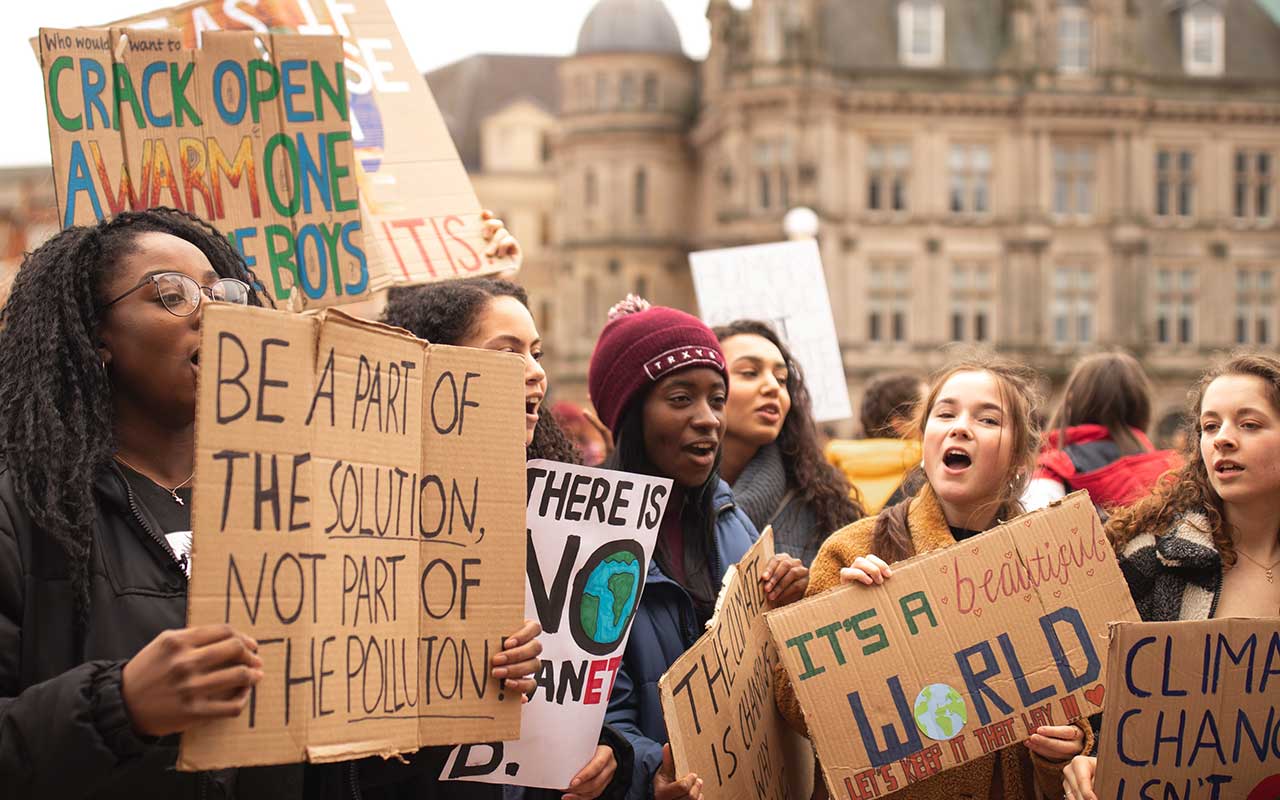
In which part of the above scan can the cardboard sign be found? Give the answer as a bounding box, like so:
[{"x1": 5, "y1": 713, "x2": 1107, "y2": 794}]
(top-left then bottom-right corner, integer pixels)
[
  {"x1": 689, "y1": 240, "x2": 852, "y2": 423},
  {"x1": 440, "y1": 461, "x2": 670, "y2": 789},
  {"x1": 765, "y1": 493, "x2": 1141, "y2": 798},
  {"x1": 180, "y1": 303, "x2": 527, "y2": 769},
  {"x1": 1094, "y1": 618, "x2": 1280, "y2": 800},
  {"x1": 660, "y1": 528, "x2": 799, "y2": 800},
  {"x1": 37, "y1": 28, "x2": 368, "y2": 308},
  {"x1": 106, "y1": 0, "x2": 520, "y2": 291}
]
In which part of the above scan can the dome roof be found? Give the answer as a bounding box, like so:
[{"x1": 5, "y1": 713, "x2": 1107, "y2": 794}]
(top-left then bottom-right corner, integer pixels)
[{"x1": 576, "y1": 0, "x2": 684, "y2": 56}]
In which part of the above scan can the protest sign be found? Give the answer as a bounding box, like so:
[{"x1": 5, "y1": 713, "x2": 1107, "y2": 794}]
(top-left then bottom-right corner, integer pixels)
[
  {"x1": 1094, "y1": 618, "x2": 1280, "y2": 800},
  {"x1": 105, "y1": 0, "x2": 520, "y2": 291},
  {"x1": 180, "y1": 303, "x2": 527, "y2": 769},
  {"x1": 38, "y1": 28, "x2": 368, "y2": 308},
  {"x1": 660, "y1": 528, "x2": 802, "y2": 800},
  {"x1": 689, "y1": 240, "x2": 852, "y2": 423},
  {"x1": 766, "y1": 493, "x2": 1140, "y2": 799},
  {"x1": 440, "y1": 460, "x2": 670, "y2": 789}
]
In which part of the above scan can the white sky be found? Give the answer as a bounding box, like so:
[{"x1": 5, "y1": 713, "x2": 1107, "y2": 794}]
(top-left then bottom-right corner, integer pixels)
[{"x1": 0, "y1": 0, "x2": 711, "y2": 168}]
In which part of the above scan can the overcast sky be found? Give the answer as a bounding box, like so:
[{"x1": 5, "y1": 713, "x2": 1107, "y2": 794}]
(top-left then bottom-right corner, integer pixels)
[{"x1": 1, "y1": 0, "x2": 711, "y2": 168}]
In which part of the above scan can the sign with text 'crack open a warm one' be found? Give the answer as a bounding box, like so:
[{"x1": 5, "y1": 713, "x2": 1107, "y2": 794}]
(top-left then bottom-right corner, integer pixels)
[
  {"x1": 1094, "y1": 618, "x2": 1280, "y2": 800},
  {"x1": 38, "y1": 27, "x2": 368, "y2": 308},
  {"x1": 766, "y1": 493, "x2": 1140, "y2": 799},
  {"x1": 180, "y1": 303, "x2": 527, "y2": 769}
]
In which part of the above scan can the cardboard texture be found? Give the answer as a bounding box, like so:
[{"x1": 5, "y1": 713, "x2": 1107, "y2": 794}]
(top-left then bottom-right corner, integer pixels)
[
  {"x1": 689, "y1": 240, "x2": 852, "y2": 423},
  {"x1": 659, "y1": 528, "x2": 797, "y2": 800},
  {"x1": 1094, "y1": 618, "x2": 1280, "y2": 800},
  {"x1": 180, "y1": 303, "x2": 527, "y2": 770},
  {"x1": 105, "y1": 0, "x2": 520, "y2": 292},
  {"x1": 37, "y1": 27, "x2": 368, "y2": 308},
  {"x1": 765, "y1": 493, "x2": 1140, "y2": 799},
  {"x1": 440, "y1": 460, "x2": 670, "y2": 790}
]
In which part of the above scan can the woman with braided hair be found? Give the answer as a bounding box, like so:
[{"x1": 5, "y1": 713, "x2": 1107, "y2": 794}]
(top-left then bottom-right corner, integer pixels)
[{"x1": 0, "y1": 208, "x2": 541, "y2": 800}]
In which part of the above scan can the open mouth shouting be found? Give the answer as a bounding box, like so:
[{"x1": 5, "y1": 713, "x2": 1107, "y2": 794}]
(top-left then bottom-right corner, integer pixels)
[
  {"x1": 525, "y1": 393, "x2": 542, "y2": 428},
  {"x1": 941, "y1": 446, "x2": 973, "y2": 473},
  {"x1": 683, "y1": 438, "x2": 718, "y2": 467},
  {"x1": 1213, "y1": 458, "x2": 1245, "y2": 479},
  {"x1": 754, "y1": 402, "x2": 781, "y2": 425}
]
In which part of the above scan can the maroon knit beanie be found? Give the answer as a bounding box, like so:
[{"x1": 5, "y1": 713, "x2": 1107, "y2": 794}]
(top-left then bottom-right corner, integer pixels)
[{"x1": 588, "y1": 296, "x2": 729, "y2": 436}]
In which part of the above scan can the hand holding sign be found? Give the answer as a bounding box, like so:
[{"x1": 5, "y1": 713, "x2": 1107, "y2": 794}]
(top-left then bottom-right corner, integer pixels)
[
  {"x1": 491, "y1": 619, "x2": 543, "y2": 699},
  {"x1": 122, "y1": 624, "x2": 264, "y2": 737},
  {"x1": 564, "y1": 745, "x2": 618, "y2": 800},
  {"x1": 654, "y1": 744, "x2": 703, "y2": 800}
]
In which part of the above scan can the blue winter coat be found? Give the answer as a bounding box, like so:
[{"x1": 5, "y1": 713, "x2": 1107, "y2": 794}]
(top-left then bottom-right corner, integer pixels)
[{"x1": 604, "y1": 480, "x2": 758, "y2": 800}]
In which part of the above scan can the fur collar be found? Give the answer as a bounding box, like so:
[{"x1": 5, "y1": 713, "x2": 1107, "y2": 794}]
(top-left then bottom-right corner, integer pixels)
[{"x1": 1121, "y1": 510, "x2": 1222, "y2": 575}]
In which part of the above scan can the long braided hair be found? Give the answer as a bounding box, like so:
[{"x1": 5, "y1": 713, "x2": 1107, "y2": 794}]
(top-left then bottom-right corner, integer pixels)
[
  {"x1": 0, "y1": 208, "x2": 264, "y2": 624},
  {"x1": 381, "y1": 278, "x2": 581, "y2": 464}
]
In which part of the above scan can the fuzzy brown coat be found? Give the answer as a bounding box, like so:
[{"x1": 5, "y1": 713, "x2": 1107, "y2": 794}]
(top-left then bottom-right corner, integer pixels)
[{"x1": 773, "y1": 484, "x2": 1092, "y2": 800}]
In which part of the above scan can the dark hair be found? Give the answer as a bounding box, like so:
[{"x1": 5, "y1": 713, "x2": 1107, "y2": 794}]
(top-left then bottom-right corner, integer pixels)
[
  {"x1": 1050, "y1": 351, "x2": 1153, "y2": 456},
  {"x1": 381, "y1": 278, "x2": 580, "y2": 464},
  {"x1": 860, "y1": 372, "x2": 925, "y2": 438},
  {"x1": 1154, "y1": 408, "x2": 1191, "y2": 451},
  {"x1": 872, "y1": 353, "x2": 1043, "y2": 562},
  {"x1": 713, "y1": 320, "x2": 863, "y2": 542},
  {"x1": 605, "y1": 397, "x2": 719, "y2": 612},
  {"x1": 1107, "y1": 352, "x2": 1280, "y2": 569},
  {"x1": 0, "y1": 208, "x2": 265, "y2": 624}
]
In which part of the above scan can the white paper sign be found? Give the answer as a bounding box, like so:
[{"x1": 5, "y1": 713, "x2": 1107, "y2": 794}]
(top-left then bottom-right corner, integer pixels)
[
  {"x1": 441, "y1": 460, "x2": 670, "y2": 790},
  {"x1": 690, "y1": 239, "x2": 852, "y2": 423}
]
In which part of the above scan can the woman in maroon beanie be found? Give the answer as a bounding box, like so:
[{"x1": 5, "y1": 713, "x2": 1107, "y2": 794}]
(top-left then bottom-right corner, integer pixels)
[{"x1": 589, "y1": 297, "x2": 808, "y2": 800}]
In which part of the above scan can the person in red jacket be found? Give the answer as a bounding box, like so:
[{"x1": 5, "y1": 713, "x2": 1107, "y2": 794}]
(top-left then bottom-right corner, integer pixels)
[{"x1": 1023, "y1": 351, "x2": 1181, "y2": 513}]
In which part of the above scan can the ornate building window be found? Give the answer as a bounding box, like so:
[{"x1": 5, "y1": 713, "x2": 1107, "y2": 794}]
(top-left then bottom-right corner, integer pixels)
[
  {"x1": 1052, "y1": 145, "x2": 1095, "y2": 217},
  {"x1": 1235, "y1": 268, "x2": 1276, "y2": 345},
  {"x1": 1057, "y1": 1, "x2": 1091, "y2": 74},
  {"x1": 868, "y1": 262, "x2": 911, "y2": 343},
  {"x1": 949, "y1": 143, "x2": 991, "y2": 215},
  {"x1": 1050, "y1": 265, "x2": 1096, "y2": 345},
  {"x1": 1183, "y1": 2, "x2": 1224, "y2": 76},
  {"x1": 755, "y1": 140, "x2": 791, "y2": 211},
  {"x1": 1234, "y1": 149, "x2": 1273, "y2": 220},
  {"x1": 950, "y1": 263, "x2": 994, "y2": 343},
  {"x1": 1156, "y1": 149, "x2": 1195, "y2": 218},
  {"x1": 868, "y1": 142, "x2": 910, "y2": 212},
  {"x1": 620, "y1": 73, "x2": 637, "y2": 108},
  {"x1": 585, "y1": 168, "x2": 598, "y2": 209},
  {"x1": 634, "y1": 168, "x2": 647, "y2": 218},
  {"x1": 595, "y1": 74, "x2": 609, "y2": 109},
  {"x1": 643, "y1": 73, "x2": 659, "y2": 109},
  {"x1": 1154, "y1": 268, "x2": 1197, "y2": 346},
  {"x1": 898, "y1": 0, "x2": 944, "y2": 68}
]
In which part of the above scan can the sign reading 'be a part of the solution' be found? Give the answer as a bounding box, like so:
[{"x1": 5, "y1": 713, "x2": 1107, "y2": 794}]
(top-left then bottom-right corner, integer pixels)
[
  {"x1": 766, "y1": 494, "x2": 1140, "y2": 798},
  {"x1": 181, "y1": 304, "x2": 527, "y2": 769}
]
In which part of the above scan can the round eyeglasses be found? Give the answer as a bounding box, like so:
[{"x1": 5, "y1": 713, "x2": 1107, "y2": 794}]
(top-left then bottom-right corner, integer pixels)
[{"x1": 103, "y1": 272, "x2": 251, "y2": 318}]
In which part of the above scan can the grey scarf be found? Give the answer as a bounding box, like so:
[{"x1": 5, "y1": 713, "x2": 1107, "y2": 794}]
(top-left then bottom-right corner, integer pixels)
[{"x1": 733, "y1": 444, "x2": 823, "y2": 566}]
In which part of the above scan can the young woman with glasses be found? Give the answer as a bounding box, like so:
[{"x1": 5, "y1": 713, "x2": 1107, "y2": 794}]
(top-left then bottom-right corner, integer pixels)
[{"x1": 0, "y1": 207, "x2": 541, "y2": 800}]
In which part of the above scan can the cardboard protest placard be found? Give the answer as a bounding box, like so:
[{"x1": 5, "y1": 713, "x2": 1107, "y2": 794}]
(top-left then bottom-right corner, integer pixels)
[
  {"x1": 689, "y1": 240, "x2": 852, "y2": 423},
  {"x1": 106, "y1": 0, "x2": 520, "y2": 291},
  {"x1": 1094, "y1": 618, "x2": 1280, "y2": 800},
  {"x1": 766, "y1": 493, "x2": 1141, "y2": 799},
  {"x1": 439, "y1": 460, "x2": 671, "y2": 789},
  {"x1": 660, "y1": 527, "x2": 802, "y2": 800},
  {"x1": 37, "y1": 28, "x2": 368, "y2": 308},
  {"x1": 180, "y1": 303, "x2": 527, "y2": 769}
]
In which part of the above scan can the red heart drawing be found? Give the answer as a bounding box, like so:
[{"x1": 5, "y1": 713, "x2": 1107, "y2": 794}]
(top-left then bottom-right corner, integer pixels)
[
  {"x1": 1086, "y1": 569, "x2": 1095, "y2": 577},
  {"x1": 1023, "y1": 520, "x2": 1032, "y2": 527},
  {"x1": 971, "y1": 547, "x2": 980, "y2": 555},
  {"x1": 1003, "y1": 551, "x2": 1013, "y2": 559},
  {"x1": 941, "y1": 596, "x2": 949, "y2": 605},
  {"x1": 974, "y1": 608, "x2": 984, "y2": 618},
  {"x1": 941, "y1": 565, "x2": 949, "y2": 574},
  {"x1": 1070, "y1": 527, "x2": 1078, "y2": 535},
  {"x1": 1097, "y1": 539, "x2": 1106, "y2": 547},
  {"x1": 1023, "y1": 593, "x2": 1033, "y2": 602},
  {"x1": 1084, "y1": 684, "x2": 1105, "y2": 706},
  {"x1": 1053, "y1": 590, "x2": 1062, "y2": 599}
]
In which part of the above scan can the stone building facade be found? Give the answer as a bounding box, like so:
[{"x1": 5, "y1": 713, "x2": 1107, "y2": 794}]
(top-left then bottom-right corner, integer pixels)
[{"x1": 443, "y1": 0, "x2": 1280, "y2": 430}]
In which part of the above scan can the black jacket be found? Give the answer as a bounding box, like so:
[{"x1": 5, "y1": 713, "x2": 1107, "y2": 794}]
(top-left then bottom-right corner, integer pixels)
[{"x1": 0, "y1": 463, "x2": 631, "y2": 800}]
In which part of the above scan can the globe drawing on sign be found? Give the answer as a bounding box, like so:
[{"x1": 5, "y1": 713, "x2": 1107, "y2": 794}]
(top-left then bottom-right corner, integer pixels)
[
  {"x1": 913, "y1": 683, "x2": 968, "y2": 741},
  {"x1": 570, "y1": 540, "x2": 646, "y2": 656}
]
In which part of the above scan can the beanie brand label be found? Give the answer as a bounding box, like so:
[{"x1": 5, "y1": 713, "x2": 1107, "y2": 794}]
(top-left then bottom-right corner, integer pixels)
[{"x1": 643, "y1": 346, "x2": 725, "y2": 382}]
